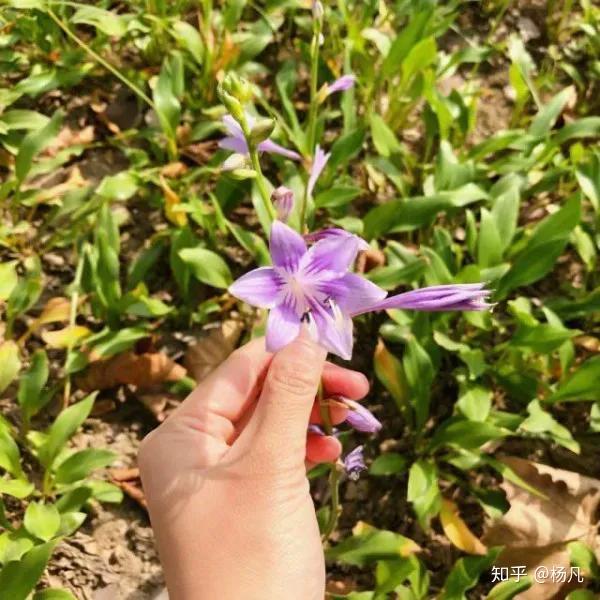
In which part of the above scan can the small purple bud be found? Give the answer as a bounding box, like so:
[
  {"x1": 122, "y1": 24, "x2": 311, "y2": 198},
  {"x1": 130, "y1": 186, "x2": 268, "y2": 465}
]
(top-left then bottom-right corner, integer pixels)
[
  {"x1": 344, "y1": 445, "x2": 366, "y2": 481},
  {"x1": 271, "y1": 186, "x2": 295, "y2": 222},
  {"x1": 342, "y1": 398, "x2": 382, "y2": 433},
  {"x1": 327, "y1": 74, "x2": 356, "y2": 95}
]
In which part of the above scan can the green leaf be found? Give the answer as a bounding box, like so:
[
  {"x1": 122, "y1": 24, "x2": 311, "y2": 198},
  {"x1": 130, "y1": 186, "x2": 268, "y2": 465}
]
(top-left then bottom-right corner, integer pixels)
[
  {"x1": 477, "y1": 208, "x2": 503, "y2": 267},
  {"x1": 497, "y1": 195, "x2": 580, "y2": 296},
  {"x1": 0, "y1": 262, "x2": 18, "y2": 300},
  {"x1": 428, "y1": 417, "x2": 506, "y2": 451},
  {"x1": 370, "y1": 114, "x2": 402, "y2": 158},
  {"x1": 440, "y1": 547, "x2": 502, "y2": 600},
  {"x1": 154, "y1": 53, "x2": 183, "y2": 139},
  {"x1": 407, "y1": 459, "x2": 441, "y2": 530},
  {"x1": 315, "y1": 186, "x2": 362, "y2": 209},
  {"x1": 33, "y1": 589, "x2": 77, "y2": 600},
  {"x1": 18, "y1": 350, "x2": 49, "y2": 421},
  {"x1": 364, "y1": 184, "x2": 487, "y2": 238},
  {"x1": 529, "y1": 86, "x2": 574, "y2": 138},
  {"x1": 548, "y1": 356, "x2": 600, "y2": 403},
  {"x1": 0, "y1": 428, "x2": 23, "y2": 478},
  {"x1": 328, "y1": 128, "x2": 365, "y2": 170},
  {"x1": 15, "y1": 110, "x2": 63, "y2": 184},
  {"x1": 575, "y1": 152, "x2": 599, "y2": 212},
  {"x1": 38, "y1": 393, "x2": 96, "y2": 469},
  {"x1": 57, "y1": 511, "x2": 86, "y2": 537},
  {"x1": 171, "y1": 21, "x2": 204, "y2": 64},
  {"x1": 0, "y1": 479, "x2": 34, "y2": 499},
  {"x1": 55, "y1": 449, "x2": 116, "y2": 484},
  {"x1": 568, "y1": 541, "x2": 599, "y2": 579},
  {"x1": 369, "y1": 453, "x2": 408, "y2": 476},
  {"x1": 0, "y1": 341, "x2": 21, "y2": 395},
  {"x1": 486, "y1": 576, "x2": 533, "y2": 599},
  {"x1": 0, "y1": 540, "x2": 57, "y2": 600},
  {"x1": 178, "y1": 247, "x2": 232, "y2": 289},
  {"x1": 87, "y1": 327, "x2": 148, "y2": 359},
  {"x1": 24, "y1": 502, "x2": 60, "y2": 541},
  {"x1": 457, "y1": 385, "x2": 492, "y2": 422},
  {"x1": 403, "y1": 336, "x2": 434, "y2": 430},
  {"x1": 96, "y1": 171, "x2": 138, "y2": 201},
  {"x1": 0, "y1": 532, "x2": 34, "y2": 564},
  {"x1": 326, "y1": 525, "x2": 420, "y2": 567},
  {"x1": 71, "y1": 6, "x2": 127, "y2": 37},
  {"x1": 519, "y1": 400, "x2": 579, "y2": 453}
]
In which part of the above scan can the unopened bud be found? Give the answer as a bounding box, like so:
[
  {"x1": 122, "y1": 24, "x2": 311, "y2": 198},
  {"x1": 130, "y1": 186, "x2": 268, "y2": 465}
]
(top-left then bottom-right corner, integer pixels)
[
  {"x1": 221, "y1": 72, "x2": 253, "y2": 104},
  {"x1": 271, "y1": 186, "x2": 295, "y2": 222},
  {"x1": 248, "y1": 118, "x2": 275, "y2": 145},
  {"x1": 217, "y1": 84, "x2": 244, "y2": 123}
]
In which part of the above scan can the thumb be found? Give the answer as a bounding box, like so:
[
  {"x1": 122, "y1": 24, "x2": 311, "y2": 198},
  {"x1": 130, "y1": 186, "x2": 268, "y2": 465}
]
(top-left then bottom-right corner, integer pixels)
[{"x1": 249, "y1": 328, "x2": 326, "y2": 464}]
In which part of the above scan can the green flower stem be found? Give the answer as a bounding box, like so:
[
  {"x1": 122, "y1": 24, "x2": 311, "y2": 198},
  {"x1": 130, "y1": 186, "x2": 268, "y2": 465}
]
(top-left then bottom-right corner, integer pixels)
[
  {"x1": 47, "y1": 8, "x2": 155, "y2": 110},
  {"x1": 299, "y1": 18, "x2": 322, "y2": 232},
  {"x1": 248, "y1": 144, "x2": 276, "y2": 226},
  {"x1": 62, "y1": 247, "x2": 86, "y2": 410},
  {"x1": 318, "y1": 378, "x2": 342, "y2": 542}
]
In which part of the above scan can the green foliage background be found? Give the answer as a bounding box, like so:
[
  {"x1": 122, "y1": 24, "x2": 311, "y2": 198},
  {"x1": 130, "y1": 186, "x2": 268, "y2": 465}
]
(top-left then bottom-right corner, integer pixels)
[{"x1": 0, "y1": 0, "x2": 599, "y2": 598}]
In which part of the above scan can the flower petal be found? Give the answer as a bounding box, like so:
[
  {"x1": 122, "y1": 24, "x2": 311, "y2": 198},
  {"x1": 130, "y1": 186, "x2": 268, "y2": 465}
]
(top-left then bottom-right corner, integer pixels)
[
  {"x1": 222, "y1": 114, "x2": 244, "y2": 138},
  {"x1": 309, "y1": 301, "x2": 353, "y2": 360},
  {"x1": 307, "y1": 145, "x2": 330, "y2": 197},
  {"x1": 266, "y1": 302, "x2": 301, "y2": 353},
  {"x1": 229, "y1": 267, "x2": 283, "y2": 308},
  {"x1": 342, "y1": 398, "x2": 382, "y2": 433},
  {"x1": 258, "y1": 139, "x2": 301, "y2": 161},
  {"x1": 270, "y1": 220, "x2": 307, "y2": 273},
  {"x1": 301, "y1": 235, "x2": 361, "y2": 280},
  {"x1": 353, "y1": 284, "x2": 492, "y2": 315},
  {"x1": 319, "y1": 273, "x2": 387, "y2": 314},
  {"x1": 327, "y1": 74, "x2": 356, "y2": 95},
  {"x1": 218, "y1": 136, "x2": 248, "y2": 155},
  {"x1": 304, "y1": 228, "x2": 370, "y2": 252}
]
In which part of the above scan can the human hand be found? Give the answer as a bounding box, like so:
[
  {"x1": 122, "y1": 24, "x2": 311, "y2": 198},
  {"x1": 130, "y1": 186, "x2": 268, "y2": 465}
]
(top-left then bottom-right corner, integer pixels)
[{"x1": 138, "y1": 329, "x2": 369, "y2": 600}]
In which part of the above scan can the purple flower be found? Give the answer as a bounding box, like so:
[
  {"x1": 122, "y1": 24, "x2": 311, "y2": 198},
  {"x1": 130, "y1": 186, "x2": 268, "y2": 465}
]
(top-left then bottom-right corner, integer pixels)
[
  {"x1": 307, "y1": 145, "x2": 330, "y2": 197},
  {"x1": 327, "y1": 74, "x2": 356, "y2": 96},
  {"x1": 342, "y1": 398, "x2": 382, "y2": 433},
  {"x1": 218, "y1": 114, "x2": 301, "y2": 168},
  {"x1": 344, "y1": 445, "x2": 366, "y2": 481},
  {"x1": 228, "y1": 221, "x2": 491, "y2": 359},
  {"x1": 272, "y1": 186, "x2": 295, "y2": 222}
]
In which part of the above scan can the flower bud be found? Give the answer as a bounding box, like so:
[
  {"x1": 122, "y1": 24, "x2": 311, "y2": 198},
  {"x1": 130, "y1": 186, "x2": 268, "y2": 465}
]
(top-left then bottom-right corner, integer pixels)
[
  {"x1": 217, "y1": 84, "x2": 245, "y2": 123},
  {"x1": 248, "y1": 118, "x2": 275, "y2": 145},
  {"x1": 341, "y1": 398, "x2": 382, "y2": 433},
  {"x1": 271, "y1": 186, "x2": 295, "y2": 222}
]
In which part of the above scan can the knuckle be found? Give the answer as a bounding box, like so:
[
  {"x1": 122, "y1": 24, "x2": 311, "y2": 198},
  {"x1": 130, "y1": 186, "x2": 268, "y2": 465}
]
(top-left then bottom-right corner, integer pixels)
[{"x1": 267, "y1": 359, "x2": 317, "y2": 397}]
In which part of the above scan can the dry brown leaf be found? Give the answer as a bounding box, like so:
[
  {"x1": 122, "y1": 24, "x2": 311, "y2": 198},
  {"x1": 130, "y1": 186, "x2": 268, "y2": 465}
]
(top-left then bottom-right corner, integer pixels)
[
  {"x1": 36, "y1": 297, "x2": 71, "y2": 326},
  {"x1": 34, "y1": 166, "x2": 87, "y2": 204},
  {"x1": 355, "y1": 247, "x2": 385, "y2": 274},
  {"x1": 160, "y1": 162, "x2": 188, "y2": 178},
  {"x1": 574, "y1": 335, "x2": 600, "y2": 353},
  {"x1": 137, "y1": 391, "x2": 181, "y2": 421},
  {"x1": 77, "y1": 351, "x2": 187, "y2": 391},
  {"x1": 482, "y1": 456, "x2": 600, "y2": 599},
  {"x1": 184, "y1": 320, "x2": 243, "y2": 383},
  {"x1": 45, "y1": 126, "x2": 95, "y2": 157},
  {"x1": 110, "y1": 467, "x2": 139, "y2": 482}
]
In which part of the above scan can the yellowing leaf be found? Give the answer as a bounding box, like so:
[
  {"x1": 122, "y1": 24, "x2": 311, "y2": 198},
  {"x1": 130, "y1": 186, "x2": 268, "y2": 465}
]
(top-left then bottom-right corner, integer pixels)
[
  {"x1": 42, "y1": 325, "x2": 91, "y2": 349},
  {"x1": 36, "y1": 297, "x2": 71, "y2": 326},
  {"x1": 160, "y1": 175, "x2": 188, "y2": 227},
  {"x1": 0, "y1": 341, "x2": 21, "y2": 394},
  {"x1": 440, "y1": 498, "x2": 487, "y2": 555},
  {"x1": 374, "y1": 339, "x2": 408, "y2": 412}
]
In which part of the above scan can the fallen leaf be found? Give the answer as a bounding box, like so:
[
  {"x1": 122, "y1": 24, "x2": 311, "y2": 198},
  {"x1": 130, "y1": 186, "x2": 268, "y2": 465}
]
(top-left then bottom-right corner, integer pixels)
[
  {"x1": 184, "y1": 320, "x2": 243, "y2": 382},
  {"x1": 160, "y1": 162, "x2": 188, "y2": 178},
  {"x1": 44, "y1": 126, "x2": 94, "y2": 157},
  {"x1": 42, "y1": 325, "x2": 91, "y2": 348},
  {"x1": 440, "y1": 498, "x2": 487, "y2": 555},
  {"x1": 482, "y1": 457, "x2": 600, "y2": 599},
  {"x1": 36, "y1": 297, "x2": 71, "y2": 326},
  {"x1": 116, "y1": 480, "x2": 147, "y2": 509},
  {"x1": 110, "y1": 467, "x2": 139, "y2": 482},
  {"x1": 77, "y1": 351, "x2": 187, "y2": 391},
  {"x1": 34, "y1": 166, "x2": 87, "y2": 204},
  {"x1": 356, "y1": 247, "x2": 385, "y2": 274},
  {"x1": 137, "y1": 391, "x2": 180, "y2": 421}
]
